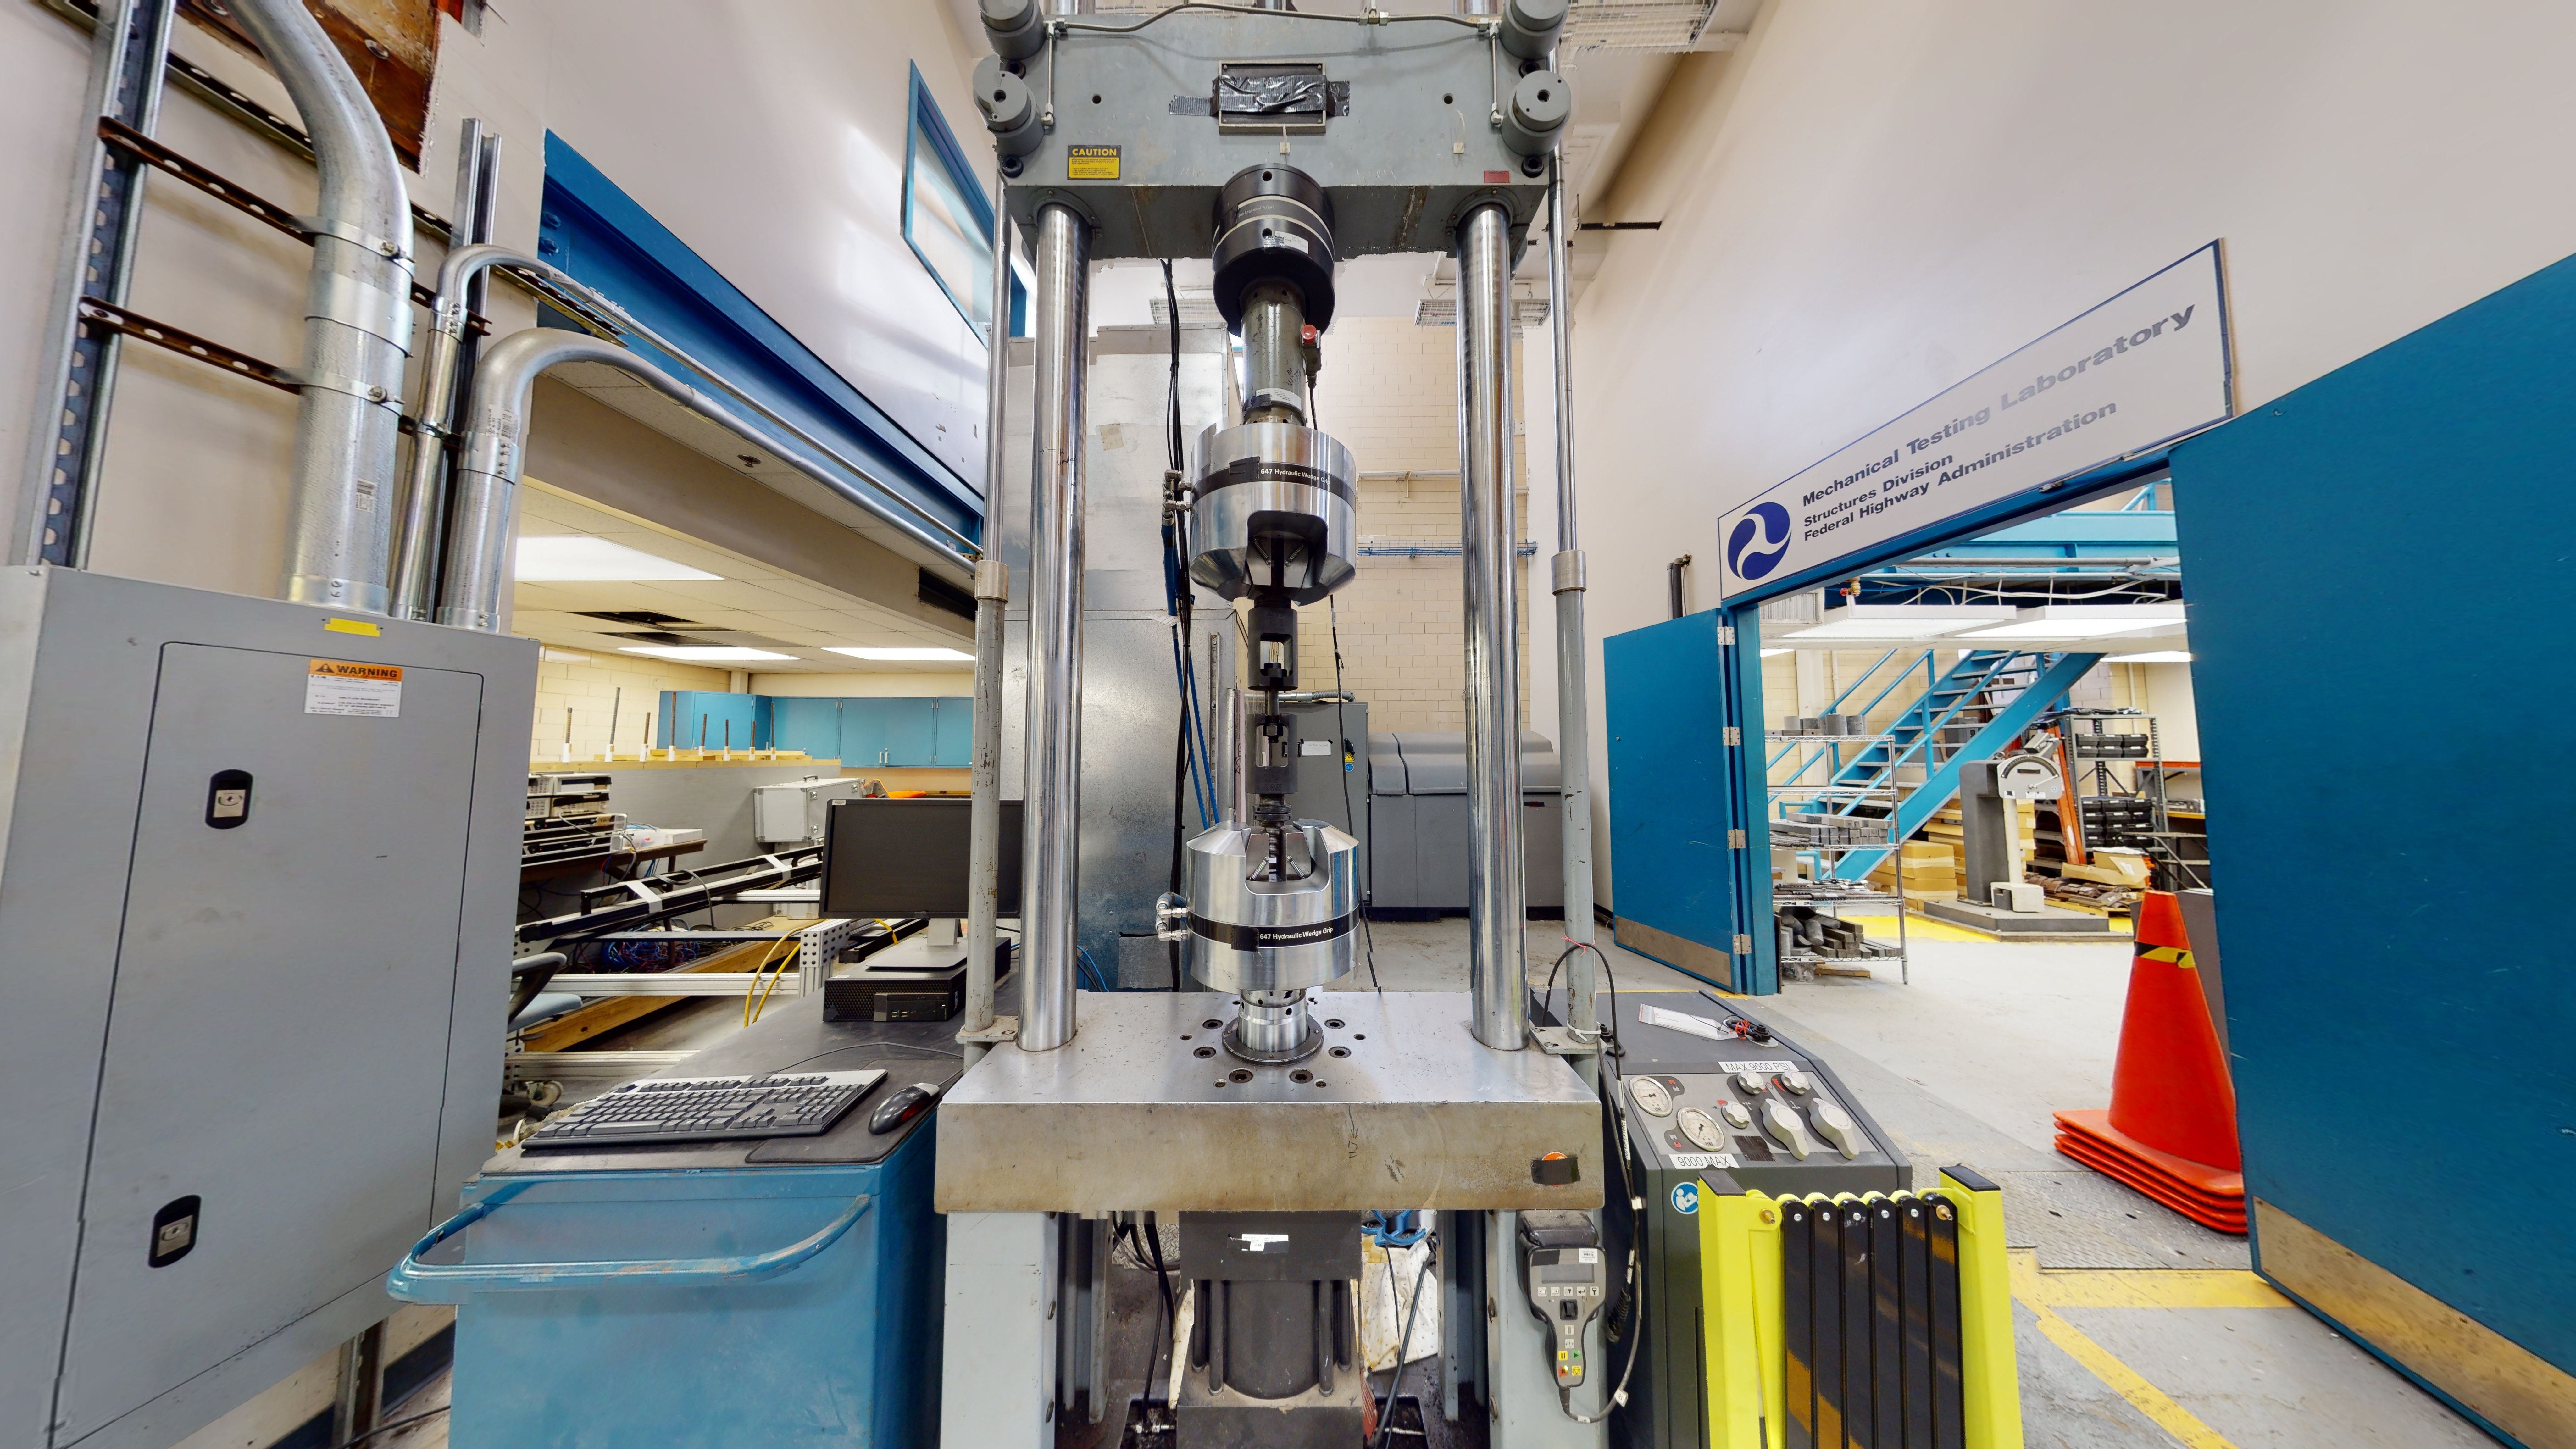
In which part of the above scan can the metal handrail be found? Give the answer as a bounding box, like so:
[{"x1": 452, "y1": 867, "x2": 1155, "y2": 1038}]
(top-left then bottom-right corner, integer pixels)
[{"x1": 385, "y1": 1182, "x2": 871, "y2": 1302}]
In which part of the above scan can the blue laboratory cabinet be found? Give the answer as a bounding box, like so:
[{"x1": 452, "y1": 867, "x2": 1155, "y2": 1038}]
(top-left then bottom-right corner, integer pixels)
[
  {"x1": 387, "y1": 1000, "x2": 952, "y2": 1447},
  {"x1": 656, "y1": 690, "x2": 762, "y2": 753},
  {"x1": 655, "y1": 693, "x2": 971, "y2": 766}
]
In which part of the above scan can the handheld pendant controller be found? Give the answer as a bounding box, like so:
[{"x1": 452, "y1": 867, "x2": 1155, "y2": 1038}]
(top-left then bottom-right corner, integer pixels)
[{"x1": 1518, "y1": 1209, "x2": 1608, "y2": 1391}]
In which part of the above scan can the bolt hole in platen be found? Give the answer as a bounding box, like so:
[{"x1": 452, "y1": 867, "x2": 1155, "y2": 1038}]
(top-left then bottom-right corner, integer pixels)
[
  {"x1": 1092, "y1": 94, "x2": 1102, "y2": 104},
  {"x1": 1312, "y1": 1080, "x2": 1327, "y2": 1089},
  {"x1": 1442, "y1": 93, "x2": 1454, "y2": 105},
  {"x1": 1195, "y1": 1046, "x2": 1217, "y2": 1059},
  {"x1": 1329, "y1": 1046, "x2": 1351, "y2": 1059},
  {"x1": 1203, "y1": 1019, "x2": 1224, "y2": 1030},
  {"x1": 1291, "y1": 1070, "x2": 1313, "y2": 1084},
  {"x1": 1229, "y1": 1069, "x2": 1254, "y2": 1084},
  {"x1": 1352, "y1": 1034, "x2": 1366, "y2": 1041},
  {"x1": 1324, "y1": 1018, "x2": 1345, "y2": 1030}
]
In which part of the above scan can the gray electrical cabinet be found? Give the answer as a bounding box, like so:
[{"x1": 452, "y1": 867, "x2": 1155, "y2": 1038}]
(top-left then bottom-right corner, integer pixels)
[
  {"x1": 1365, "y1": 732, "x2": 1563, "y2": 917},
  {"x1": 1282, "y1": 697, "x2": 1368, "y2": 889},
  {"x1": 0, "y1": 567, "x2": 536, "y2": 1449}
]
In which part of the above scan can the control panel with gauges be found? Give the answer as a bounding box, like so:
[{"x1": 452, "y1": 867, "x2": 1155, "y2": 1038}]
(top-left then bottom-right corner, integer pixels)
[{"x1": 1537, "y1": 989, "x2": 1909, "y2": 1449}]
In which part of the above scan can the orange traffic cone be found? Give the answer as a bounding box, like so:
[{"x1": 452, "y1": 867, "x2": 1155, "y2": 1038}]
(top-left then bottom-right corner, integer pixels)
[{"x1": 2053, "y1": 891, "x2": 2247, "y2": 1233}]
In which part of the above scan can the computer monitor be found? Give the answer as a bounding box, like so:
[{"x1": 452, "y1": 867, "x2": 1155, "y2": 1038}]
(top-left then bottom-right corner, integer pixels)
[{"x1": 820, "y1": 797, "x2": 1022, "y2": 919}]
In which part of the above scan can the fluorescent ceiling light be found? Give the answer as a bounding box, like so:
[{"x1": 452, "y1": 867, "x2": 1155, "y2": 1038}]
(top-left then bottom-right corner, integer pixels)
[
  {"x1": 1955, "y1": 604, "x2": 2184, "y2": 641},
  {"x1": 516, "y1": 536, "x2": 719, "y2": 581},
  {"x1": 2107, "y1": 651, "x2": 2195, "y2": 664},
  {"x1": 1759, "y1": 647, "x2": 1794, "y2": 658},
  {"x1": 824, "y1": 646, "x2": 974, "y2": 661},
  {"x1": 1781, "y1": 606, "x2": 2016, "y2": 642},
  {"x1": 618, "y1": 646, "x2": 796, "y2": 662}
]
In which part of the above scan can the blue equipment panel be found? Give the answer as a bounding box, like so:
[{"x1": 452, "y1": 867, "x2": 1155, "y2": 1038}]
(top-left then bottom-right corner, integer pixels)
[
  {"x1": 2168, "y1": 250, "x2": 2576, "y2": 1438},
  {"x1": 391, "y1": 997, "x2": 956, "y2": 1446}
]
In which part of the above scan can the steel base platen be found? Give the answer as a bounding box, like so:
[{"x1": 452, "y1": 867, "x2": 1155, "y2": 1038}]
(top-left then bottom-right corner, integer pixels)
[{"x1": 934, "y1": 991, "x2": 1602, "y2": 1213}]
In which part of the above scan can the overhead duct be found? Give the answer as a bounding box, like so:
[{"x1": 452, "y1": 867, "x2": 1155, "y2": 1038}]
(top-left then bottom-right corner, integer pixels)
[
  {"x1": 437, "y1": 331, "x2": 976, "y2": 633},
  {"x1": 228, "y1": 0, "x2": 414, "y2": 615}
]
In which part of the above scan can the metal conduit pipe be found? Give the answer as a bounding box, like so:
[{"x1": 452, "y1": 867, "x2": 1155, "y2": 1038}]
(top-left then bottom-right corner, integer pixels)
[
  {"x1": 230, "y1": 0, "x2": 413, "y2": 615},
  {"x1": 1017, "y1": 202, "x2": 1090, "y2": 1052},
  {"x1": 1456, "y1": 201, "x2": 1527, "y2": 1051},
  {"x1": 962, "y1": 177, "x2": 1016, "y2": 1067},
  {"x1": 438, "y1": 330, "x2": 970, "y2": 630},
  {"x1": 1544, "y1": 151, "x2": 1600, "y2": 1066},
  {"x1": 392, "y1": 245, "x2": 979, "y2": 618}
]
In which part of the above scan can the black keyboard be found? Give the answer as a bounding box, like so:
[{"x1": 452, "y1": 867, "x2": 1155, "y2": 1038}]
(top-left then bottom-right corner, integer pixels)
[{"x1": 521, "y1": 1070, "x2": 886, "y2": 1151}]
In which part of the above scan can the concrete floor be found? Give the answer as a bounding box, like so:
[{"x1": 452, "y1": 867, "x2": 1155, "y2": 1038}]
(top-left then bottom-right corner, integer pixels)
[{"x1": 398, "y1": 914, "x2": 2493, "y2": 1449}]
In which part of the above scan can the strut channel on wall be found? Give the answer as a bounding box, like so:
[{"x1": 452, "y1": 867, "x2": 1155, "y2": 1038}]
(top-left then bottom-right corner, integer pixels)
[{"x1": 535, "y1": 134, "x2": 984, "y2": 548}]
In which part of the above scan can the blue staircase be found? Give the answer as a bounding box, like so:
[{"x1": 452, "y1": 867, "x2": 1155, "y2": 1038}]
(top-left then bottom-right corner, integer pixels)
[{"x1": 1771, "y1": 649, "x2": 2104, "y2": 880}]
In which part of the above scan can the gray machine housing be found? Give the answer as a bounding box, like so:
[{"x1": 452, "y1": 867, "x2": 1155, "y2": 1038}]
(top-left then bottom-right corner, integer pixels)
[
  {"x1": 1368, "y1": 730, "x2": 1564, "y2": 917},
  {"x1": 0, "y1": 568, "x2": 536, "y2": 1449},
  {"x1": 994, "y1": 11, "x2": 1550, "y2": 261}
]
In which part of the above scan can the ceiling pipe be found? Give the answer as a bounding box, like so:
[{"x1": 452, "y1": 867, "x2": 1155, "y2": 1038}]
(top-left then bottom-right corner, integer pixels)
[
  {"x1": 228, "y1": 0, "x2": 413, "y2": 615},
  {"x1": 395, "y1": 244, "x2": 979, "y2": 620},
  {"x1": 439, "y1": 331, "x2": 974, "y2": 633}
]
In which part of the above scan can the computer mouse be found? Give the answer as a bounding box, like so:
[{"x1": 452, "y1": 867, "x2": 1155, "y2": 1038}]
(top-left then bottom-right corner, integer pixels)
[{"x1": 868, "y1": 1081, "x2": 941, "y2": 1135}]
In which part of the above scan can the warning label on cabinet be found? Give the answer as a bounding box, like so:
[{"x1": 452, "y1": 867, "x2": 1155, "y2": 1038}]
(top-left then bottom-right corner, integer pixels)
[
  {"x1": 1066, "y1": 145, "x2": 1121, "y2": 180},
  {"x1": 305, "y1": 658, "x2": 402, "y2": 717}
]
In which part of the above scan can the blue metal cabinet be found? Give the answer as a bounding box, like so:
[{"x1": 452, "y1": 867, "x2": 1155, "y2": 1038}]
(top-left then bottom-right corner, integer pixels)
[
  {"x1": 770, "y1": 696, "x2": 843, "y2": 760},
  {"x1": 841, "y1": 698, "x2": 940, "y2": 768},
  {"x1": 658, "y1": 690, "x2": 759, "y2": 752},
  {"x1": 931, "y1": 698, "x2": 973, "y2": 767}
]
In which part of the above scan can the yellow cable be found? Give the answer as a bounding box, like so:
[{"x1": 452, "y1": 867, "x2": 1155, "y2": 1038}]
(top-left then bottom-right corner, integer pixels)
[{"x1": 742, "y1": 931, "x2": 802, "y2": 1027}]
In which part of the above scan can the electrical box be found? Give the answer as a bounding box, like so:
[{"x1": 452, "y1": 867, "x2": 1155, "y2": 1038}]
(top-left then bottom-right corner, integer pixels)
[
  {"x1": 0, "y1": 568, "x2": 536, "y2": 1449},
  {"x1": 755, "y1": 776, "x2": 864, "y2": 844}
]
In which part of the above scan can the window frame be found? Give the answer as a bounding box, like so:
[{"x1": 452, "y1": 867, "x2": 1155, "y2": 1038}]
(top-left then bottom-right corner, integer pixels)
[{"x1": 903, "y1": 63, "x2": 1001, "y2": 345}]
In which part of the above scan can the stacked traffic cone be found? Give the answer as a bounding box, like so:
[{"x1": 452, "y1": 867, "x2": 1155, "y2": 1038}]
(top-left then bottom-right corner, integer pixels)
[{"x1": 2053, "y1": 891, "x2": 2246, "y2": 1233}]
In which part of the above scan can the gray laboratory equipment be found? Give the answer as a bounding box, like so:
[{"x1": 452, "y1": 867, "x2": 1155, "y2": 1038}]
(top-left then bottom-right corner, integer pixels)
[
  {"x1": 0, "y1": 568, "x2": 534, "y2": 1449},
  {"x1": 1367, "y1": 732, "x2": 1566, "y2": 918}
]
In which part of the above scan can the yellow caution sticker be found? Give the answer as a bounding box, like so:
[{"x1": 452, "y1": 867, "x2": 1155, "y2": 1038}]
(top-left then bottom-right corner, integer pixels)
[
  {"x1": 306, "y1": 658, "x2": 403, "y2": 718},
  {"x1": 323, "y1": 617, "x2": 382, "y2": 636},
  {"x1": 1067, "y1": 145, "x2": 1121, "y2": 180}
]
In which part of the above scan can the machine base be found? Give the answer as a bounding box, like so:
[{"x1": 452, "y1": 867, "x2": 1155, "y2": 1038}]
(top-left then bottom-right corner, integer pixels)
[
  {"x1": 936, "y1": 991, "x2": 1602, "y2": 1213},
  {"x1": 1924, "y1": 898, "x2": 2114, "y2": 936}
]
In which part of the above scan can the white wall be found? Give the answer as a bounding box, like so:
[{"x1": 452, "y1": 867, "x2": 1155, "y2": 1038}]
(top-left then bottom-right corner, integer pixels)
[
  {"x1": 3, "y1": 2, "x2": 990, "y2": 599},
  {"x1": 1572, "y1": 0, "x2": 2576, "y2": 908}
]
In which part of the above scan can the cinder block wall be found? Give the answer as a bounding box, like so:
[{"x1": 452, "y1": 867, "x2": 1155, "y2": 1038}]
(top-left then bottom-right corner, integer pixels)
[
  {"x1": 530, "y1": 650, "x2": 728, "y2": 759},
  {"x1": 1292, "y1": 315, "x2": 1534, "y2": 733}
]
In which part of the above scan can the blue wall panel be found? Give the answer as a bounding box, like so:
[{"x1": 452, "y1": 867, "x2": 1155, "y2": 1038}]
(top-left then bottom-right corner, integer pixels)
[
  {"x1": 932, "y1": 698, "x2": 974, "y2": 768},
  {"x1": 539, "y1": 136, "x2": 983, "y2": 546},
  {"x1": 1604, "y1": 613, "x2": 1740, "y2": 986},
  {"x1": 2169, "y1": 252, "x2": 2576, "y2": 1385}
]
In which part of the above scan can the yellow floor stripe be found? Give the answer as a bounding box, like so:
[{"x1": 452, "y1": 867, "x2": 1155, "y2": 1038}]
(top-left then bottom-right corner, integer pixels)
[
  {"x1": 2031, "y1": 1304, "x2": 2241, "y2": 1449},
  {"x1": 2010, "y1": 1251, "x2": 2290, "y2": 1310}
]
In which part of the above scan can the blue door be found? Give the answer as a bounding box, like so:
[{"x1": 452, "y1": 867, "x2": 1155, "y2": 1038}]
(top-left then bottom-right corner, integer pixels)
[
  {"x1": 932, "y1": 698, "x2": 974, "y2": 766},
  {"x1": 770, "y1": 697, "x2": 841, "y2": 760}
]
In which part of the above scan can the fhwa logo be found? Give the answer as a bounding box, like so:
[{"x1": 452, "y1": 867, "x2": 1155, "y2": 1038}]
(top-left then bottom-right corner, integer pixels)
[{"x1": 1724, "y1": 502, "x2": 1791, "y2": 583}]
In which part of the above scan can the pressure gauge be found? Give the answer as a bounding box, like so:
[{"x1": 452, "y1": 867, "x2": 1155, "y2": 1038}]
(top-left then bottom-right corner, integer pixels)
[
  {"x1": 1676, "y1": 1107, "x2": 1725, "y2": 1152},
  {"x1": 1628, "y1": 1078, "x2": 1673, "y2": 1117}
]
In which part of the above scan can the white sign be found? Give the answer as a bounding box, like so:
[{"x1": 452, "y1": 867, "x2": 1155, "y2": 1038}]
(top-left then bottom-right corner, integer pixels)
[
  {"x1": 1717, "y1": 243, "x2": 2231, "y2": 599},
  {"x1": 1668, "y1": 1152, "x2": 1739, "y2": 1172},
  {"x1": 1635, "y1": 1003, "x2": 1727, "y2": 1041},
  {"x1": 304, "y1": 659, "x2": 402, "y2": 718}
]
